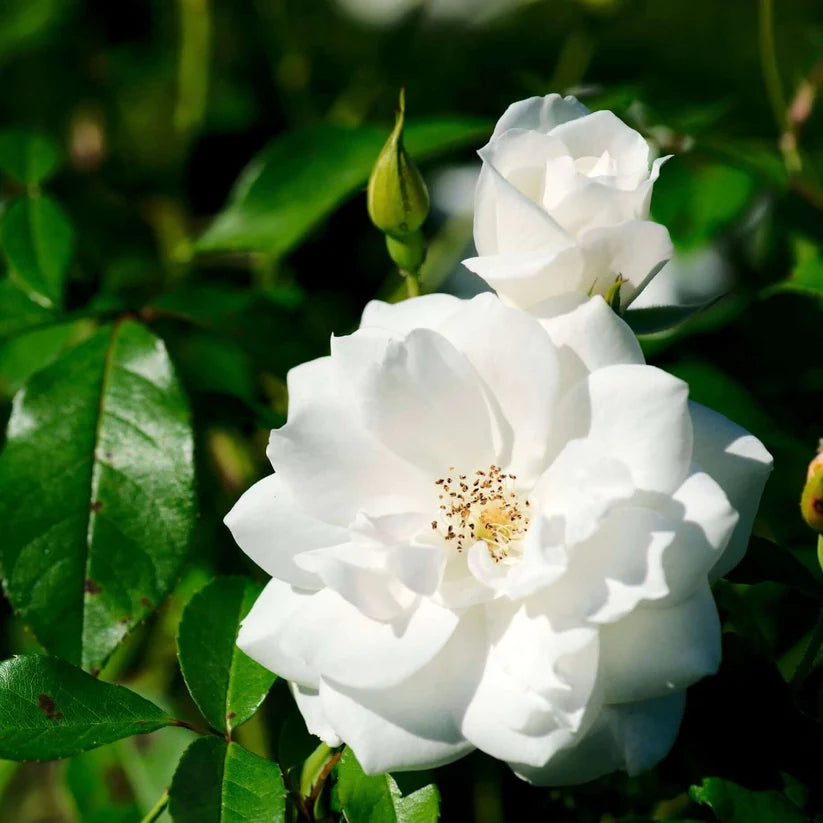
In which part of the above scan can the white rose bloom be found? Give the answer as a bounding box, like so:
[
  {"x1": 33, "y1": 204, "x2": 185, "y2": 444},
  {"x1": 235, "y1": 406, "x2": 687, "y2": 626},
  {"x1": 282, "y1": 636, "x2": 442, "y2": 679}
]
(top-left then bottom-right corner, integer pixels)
[
  {"x1": 226, "y1": 292, "x2": 771, "y2": 784},
  {"x1": 463, "y1": 94, "x2": 673, "y2": 311}
]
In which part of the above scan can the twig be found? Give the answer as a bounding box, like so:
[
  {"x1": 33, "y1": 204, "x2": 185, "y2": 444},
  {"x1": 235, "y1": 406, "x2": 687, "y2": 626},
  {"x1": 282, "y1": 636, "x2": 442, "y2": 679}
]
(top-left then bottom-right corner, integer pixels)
[
  {"x1": 781, "y1": 53, "x2": 823, "y2": 175},
  {"x1": 140, "y1": 789, "x2": 169, "y2": 823},
  {"x1": 306, "y1": 748, "x2": 343, "y2": 816},
  {"x1": 172, "y1": 718, "x2": 213, "y2": 737}
]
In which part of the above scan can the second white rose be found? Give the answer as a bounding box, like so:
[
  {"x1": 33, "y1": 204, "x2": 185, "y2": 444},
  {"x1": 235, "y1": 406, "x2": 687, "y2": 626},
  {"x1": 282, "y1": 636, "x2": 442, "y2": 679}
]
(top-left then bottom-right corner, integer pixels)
[{"x1": 463, "y1": 94, "x2": 673, "y2": 310}]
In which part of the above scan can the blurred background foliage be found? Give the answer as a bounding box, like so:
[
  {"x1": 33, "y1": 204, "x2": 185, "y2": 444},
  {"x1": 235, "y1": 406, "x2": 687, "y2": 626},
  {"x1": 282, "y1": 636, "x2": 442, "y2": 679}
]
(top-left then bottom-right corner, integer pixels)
[{"x1": 0, "y1": 0, "x2": 822, "y2": 820}]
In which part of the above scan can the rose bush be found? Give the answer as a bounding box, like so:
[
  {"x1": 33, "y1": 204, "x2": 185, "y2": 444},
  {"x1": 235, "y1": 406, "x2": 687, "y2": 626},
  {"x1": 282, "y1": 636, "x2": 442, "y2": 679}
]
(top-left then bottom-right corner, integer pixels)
[
  {"x1": 462, "y1": 94, "x2": 673, "y2": 310},
  {"x1": 225, "y1": 291, "x2": 771, "y2": 785}
]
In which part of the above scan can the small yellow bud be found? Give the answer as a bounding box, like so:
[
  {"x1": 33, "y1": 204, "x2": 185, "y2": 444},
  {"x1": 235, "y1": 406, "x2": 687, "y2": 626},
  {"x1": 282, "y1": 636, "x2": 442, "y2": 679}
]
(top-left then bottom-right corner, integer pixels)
[
  {"x1": 801, "y1": 440, "x2": 823, "y2": 534},
  {"x1": 367, "y1": 89, "x2": 430, "y2": 240}
]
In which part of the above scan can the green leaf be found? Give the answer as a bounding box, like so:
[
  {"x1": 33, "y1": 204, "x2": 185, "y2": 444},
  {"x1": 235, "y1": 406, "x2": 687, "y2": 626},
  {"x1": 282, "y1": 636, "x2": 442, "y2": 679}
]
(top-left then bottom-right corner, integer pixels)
[
  {"x1": 689, "y1": 777, "x2": 807, "y2": 822},
  {"x1": 0, "y1": 320, "x2": 195, "y2": 671},
  {"x1": 0, "y1": 319, "x2": 92, "y2": 399},
  {"x1": 177, "y1": 576, "x2": 275, "y2": 734},
  {"x1": 65, "y1": 745, "x2": 142, "y2": 823},
  {"x1": 765, "y1": 251, "x2": 823, "y2": 299},
  {"x1": 336, "y1": 749, "x2": 440, "y2": 823},
  {"x1": 0, "y1": 655, "x2": 174, "y2": 761},
  {"x1": 0, "y1": 277, "x2": 55, "y2": 339},
  {"x1": 1, "y1": 194, "x2": 74, "y2": 308},
  {"x1": 0, "y1": 129, "x2": 61, "y2": 185},
  {"x1": 168, "y1": 737, "x2": 286, "y2": 823},
  {"x1": 651, "y1": 159, "x2": 756, "y2": 250},
  {"x1": 195, "y1": 118, "x2": 489, "y2": 258},
  {"x1": 624, "y1": 297, "x2": 720, "y2": 335}
]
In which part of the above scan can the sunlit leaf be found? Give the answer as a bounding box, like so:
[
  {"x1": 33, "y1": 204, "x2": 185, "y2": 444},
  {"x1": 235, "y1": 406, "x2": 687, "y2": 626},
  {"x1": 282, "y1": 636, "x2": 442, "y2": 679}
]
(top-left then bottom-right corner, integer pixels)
[
  {"x1": 0, "y1": 655, "x2": 174, "y2": 761},
  {"x1": 336, "y1": 749, "x2": 439, "y2": 823},
  {"x1": 177, "y1": 576, "x2": 275, "y2": 734},
  {"x1": 195, "y1": 119, "x2": 489, "y2": 258},
  {"x1": 168, "y1": 737, "x2": 286, "y2": 823},
  {"x1": 0, "y1": 320, "x2": 195, "y2": 671},
  {"x1": 690, "y1": 777, "x2": 807, "y2": 822}
]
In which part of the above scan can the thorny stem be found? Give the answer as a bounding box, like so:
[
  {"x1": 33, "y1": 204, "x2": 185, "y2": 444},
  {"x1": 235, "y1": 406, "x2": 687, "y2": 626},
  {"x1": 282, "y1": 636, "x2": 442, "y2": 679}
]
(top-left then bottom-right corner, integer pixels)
[{"x1": 140, "y1": 789, "x2": 169, "y2": 823}]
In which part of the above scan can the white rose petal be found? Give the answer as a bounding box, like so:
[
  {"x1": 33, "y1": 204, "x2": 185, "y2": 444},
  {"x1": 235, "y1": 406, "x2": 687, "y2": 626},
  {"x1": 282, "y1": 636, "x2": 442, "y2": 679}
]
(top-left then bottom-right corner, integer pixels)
[
  {"x1": 319, "y1": 618, "x2": 482, "y2": 773},
  {"x1": 464, "y1": 94, "x2": 672, "y2": 309},
  {"x1": 290, "y1": 683, "x2": 342, "y2": 748},
  {"x1": 689, "y1": 402, "x2": 774, "y2": 579},
  {"x1": 598, "y1": 583, "x2": 722, "y2": 704},
  {"x1": 513, "y1": 691, "x2": 687, "y2": 785},
  {"x1": 226, "y1": 292, "x2": 772, "y2": 784}
]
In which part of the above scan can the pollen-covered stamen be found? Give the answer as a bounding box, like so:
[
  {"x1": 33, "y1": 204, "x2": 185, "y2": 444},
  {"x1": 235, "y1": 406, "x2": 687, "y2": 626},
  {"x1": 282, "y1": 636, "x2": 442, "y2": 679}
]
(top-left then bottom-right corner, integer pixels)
[{"x1": 432, "y1": 464, "x2": 530, "y2": 562}]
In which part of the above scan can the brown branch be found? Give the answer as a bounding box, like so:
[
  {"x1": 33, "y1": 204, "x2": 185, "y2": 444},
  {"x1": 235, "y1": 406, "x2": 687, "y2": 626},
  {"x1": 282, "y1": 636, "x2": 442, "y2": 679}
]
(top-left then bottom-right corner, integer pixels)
[{"x1": 301, "y1": 748, "x2": 344, "y2": 822}]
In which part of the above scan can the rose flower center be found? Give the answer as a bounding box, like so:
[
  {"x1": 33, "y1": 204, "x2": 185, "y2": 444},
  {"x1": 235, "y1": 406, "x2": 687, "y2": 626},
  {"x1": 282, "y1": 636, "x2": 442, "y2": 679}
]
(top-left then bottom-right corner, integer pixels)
[{"x1": 432, "y1": 464, "x2": 530, "y2": 563}]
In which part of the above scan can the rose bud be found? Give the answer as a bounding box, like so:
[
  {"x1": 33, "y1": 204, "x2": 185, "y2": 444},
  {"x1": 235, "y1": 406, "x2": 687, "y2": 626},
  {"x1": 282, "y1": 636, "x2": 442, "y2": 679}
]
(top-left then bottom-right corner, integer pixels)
[
  {"x1": 367, "y1": 89, "x2": 430, "y2": 239},
  {"x1": 801, "y1": 441, "x2": 823, "y2": 533}
]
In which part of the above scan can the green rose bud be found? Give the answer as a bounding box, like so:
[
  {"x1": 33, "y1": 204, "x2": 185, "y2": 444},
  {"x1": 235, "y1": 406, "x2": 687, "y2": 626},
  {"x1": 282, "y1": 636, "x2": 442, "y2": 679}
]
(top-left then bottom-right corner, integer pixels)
[{"x1": 367, "y1": 89, "x2": 430, "y2": 240}]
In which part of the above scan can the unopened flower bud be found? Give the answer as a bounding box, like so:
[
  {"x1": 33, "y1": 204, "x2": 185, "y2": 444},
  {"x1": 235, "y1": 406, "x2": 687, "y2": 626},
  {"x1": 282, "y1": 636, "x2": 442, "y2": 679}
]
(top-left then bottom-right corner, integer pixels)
[
  {"x1": 801, "y1": 440, "x2": 823, "y2": 534},
  {"x1": 367, "y1": 89, "x2": 430, "y2": 239}
]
